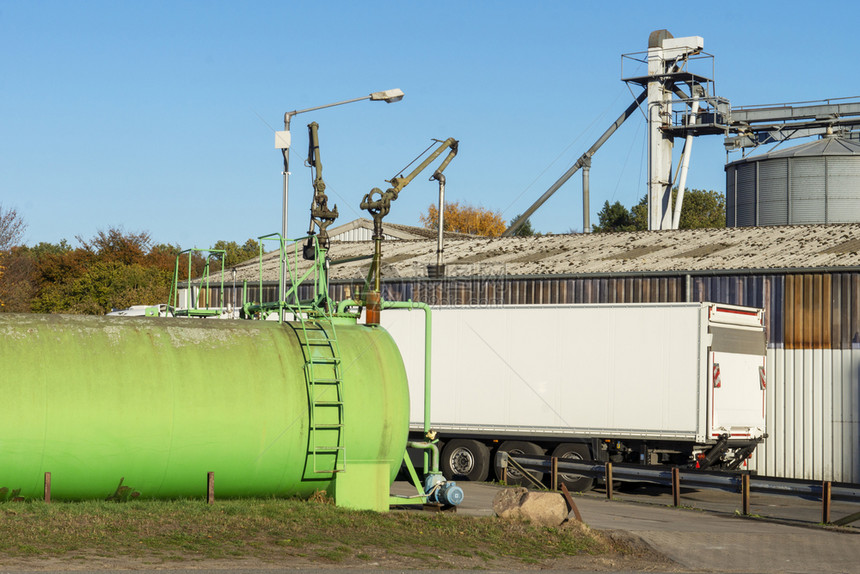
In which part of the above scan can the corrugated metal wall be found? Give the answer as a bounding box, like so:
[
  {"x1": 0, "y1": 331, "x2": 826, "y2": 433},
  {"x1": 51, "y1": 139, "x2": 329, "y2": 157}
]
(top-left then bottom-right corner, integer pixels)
[{"x1": 226, "y1": 270, "x2": 860, "y2": 483}]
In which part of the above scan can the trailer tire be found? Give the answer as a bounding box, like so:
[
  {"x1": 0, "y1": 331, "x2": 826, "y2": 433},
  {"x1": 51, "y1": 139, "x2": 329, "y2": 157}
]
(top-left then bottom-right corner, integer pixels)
[
  {"x1": 440, "y1": 439, "x2": 490, "y2": 482},
  {"x1": 495, "y1": 441, "x2": 544, "y2": 486},
  {"x1": 552, "y1": 443, "x2": 594, "y2": 492}
]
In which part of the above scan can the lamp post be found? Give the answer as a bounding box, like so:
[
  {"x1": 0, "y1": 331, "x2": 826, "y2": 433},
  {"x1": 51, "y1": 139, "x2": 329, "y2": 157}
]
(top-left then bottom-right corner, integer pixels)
[{"x1": 273, "y1": 89, "x2": 404, "y2": 320}]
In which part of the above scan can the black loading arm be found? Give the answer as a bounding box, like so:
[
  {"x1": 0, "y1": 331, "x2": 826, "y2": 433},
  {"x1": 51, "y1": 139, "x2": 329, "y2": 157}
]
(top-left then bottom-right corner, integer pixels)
[
  {"x1": 359, "y1": 138, "x2": 458, "y2": 318},
  {"x1": 303, "y1": 121, "x2": 339, "y2": 260}
]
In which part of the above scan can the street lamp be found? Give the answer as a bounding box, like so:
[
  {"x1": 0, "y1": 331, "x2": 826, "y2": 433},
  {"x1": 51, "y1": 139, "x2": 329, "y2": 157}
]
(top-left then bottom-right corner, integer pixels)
[
  {"x1": 273, "y1": 89, "x2": 404, "y2": 319},
  {"x1": 274, "y1": 89, "x2": 404, "y2": 241}
]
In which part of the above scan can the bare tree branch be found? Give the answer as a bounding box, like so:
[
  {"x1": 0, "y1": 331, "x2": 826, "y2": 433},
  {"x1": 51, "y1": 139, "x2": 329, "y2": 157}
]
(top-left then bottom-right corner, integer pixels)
[{"x1": 0, "y1": 204, "x2": 26, "y2": 252}]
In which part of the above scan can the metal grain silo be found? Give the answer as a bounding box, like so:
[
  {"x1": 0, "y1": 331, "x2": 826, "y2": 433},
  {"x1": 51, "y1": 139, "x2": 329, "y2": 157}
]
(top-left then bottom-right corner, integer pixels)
[{"x1": 725, "y1": 137, "x2": 860, "y2": 226}]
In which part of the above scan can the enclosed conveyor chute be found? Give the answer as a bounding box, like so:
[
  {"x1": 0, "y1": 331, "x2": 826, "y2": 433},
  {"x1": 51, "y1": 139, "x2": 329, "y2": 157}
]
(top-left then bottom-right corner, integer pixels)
[{"x1": 502, "y1": 90, "x2": 647, "y2": 236}]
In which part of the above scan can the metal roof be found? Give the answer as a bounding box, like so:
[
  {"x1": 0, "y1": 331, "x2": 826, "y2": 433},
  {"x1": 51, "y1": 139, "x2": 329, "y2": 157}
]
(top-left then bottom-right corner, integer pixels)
[
  {"x1": 227, "y1": 223, "x2": 860, "y2": 284},
  {"x1": 728, "y1": 137, "x2": 860, "y2": 166},
  {"x1": 327, "y1": 217, "x2": 474, "y2": 241}
]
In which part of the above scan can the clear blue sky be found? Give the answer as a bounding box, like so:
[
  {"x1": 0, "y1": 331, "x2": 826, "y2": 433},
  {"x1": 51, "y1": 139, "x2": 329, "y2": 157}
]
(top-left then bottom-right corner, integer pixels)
[{"x1": 2, "y1": 1, "x2": 858, "y2": 249}]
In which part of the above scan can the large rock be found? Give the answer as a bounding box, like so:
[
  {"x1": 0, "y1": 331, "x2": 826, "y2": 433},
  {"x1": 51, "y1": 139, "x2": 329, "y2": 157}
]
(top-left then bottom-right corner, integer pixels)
[
  {"x1": 493, "y1": 487, "x2": 568, "y2": 526},
  {"x1": 492, "y1": 487, "x2": 528, "y2": 519}
]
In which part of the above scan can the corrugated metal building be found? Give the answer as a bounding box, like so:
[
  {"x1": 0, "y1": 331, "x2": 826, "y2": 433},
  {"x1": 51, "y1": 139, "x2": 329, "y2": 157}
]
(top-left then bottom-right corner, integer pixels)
[
  {"x1": 216, "y1": 224, "x2": 860, "y2": 483},
  {"x1": 326, "y1": 218, "x2": 474, "y2": 242}
]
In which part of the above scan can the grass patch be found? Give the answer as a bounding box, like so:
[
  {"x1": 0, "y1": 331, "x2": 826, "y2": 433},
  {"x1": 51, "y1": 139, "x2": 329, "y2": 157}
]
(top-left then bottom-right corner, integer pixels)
[{"x1": 0, "y1": 498, "x2": 606, "y2": 567}]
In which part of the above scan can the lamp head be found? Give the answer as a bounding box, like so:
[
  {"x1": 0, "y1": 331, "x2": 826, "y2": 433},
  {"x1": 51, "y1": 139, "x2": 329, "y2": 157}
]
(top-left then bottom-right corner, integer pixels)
[{"x1": 370, "y1": 88, "x2": 404, "y2": 103}]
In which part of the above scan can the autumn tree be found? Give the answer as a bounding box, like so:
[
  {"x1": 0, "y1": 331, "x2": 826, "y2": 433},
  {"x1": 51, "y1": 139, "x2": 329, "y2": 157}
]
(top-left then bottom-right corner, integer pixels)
[
  {"x1": 2, "y1": 225, "x2": 264, "y2": 314},
  {"x1": 76, "y1": 227, "x2": 152, "y2": 266},
  {"x1": 419, "y1": 201, "x2": 506, "y2": 237}
]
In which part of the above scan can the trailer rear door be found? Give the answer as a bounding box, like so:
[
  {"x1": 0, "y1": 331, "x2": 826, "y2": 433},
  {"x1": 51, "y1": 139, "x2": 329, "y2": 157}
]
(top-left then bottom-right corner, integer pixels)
[{"x1": 707, "y1": 305, "x2": 767, "y2": 440}]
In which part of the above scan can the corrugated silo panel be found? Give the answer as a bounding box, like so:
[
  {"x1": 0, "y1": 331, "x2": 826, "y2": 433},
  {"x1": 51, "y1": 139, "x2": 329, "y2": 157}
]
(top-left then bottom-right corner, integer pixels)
[
  {"x1": 789, "y1": 157, "x2": 826, "y2": 223},
  {"x1": 826, "y1": 157, "x2": 860, "y2": 223},
  {"x1": 758, "y1": 159, "x2": 789, "y2": 225},
  {"x1": 726, "y1": 165, "x2": 736, "y2": 227},
  {"x1": 736, "y1": 163, "x2": 757, "y2": 227}
]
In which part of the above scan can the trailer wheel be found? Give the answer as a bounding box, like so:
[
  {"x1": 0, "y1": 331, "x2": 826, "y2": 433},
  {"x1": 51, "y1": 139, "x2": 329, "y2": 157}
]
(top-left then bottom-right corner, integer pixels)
[
  {"x1": 440, "y1": 439, "x2": 490, "y2": 482},
  {"x1": 495, "y1": 441, "x2": 544, "y2": 485},
  {"x1": 552, "y1": 443, "x2": 594, "y2": 492}
]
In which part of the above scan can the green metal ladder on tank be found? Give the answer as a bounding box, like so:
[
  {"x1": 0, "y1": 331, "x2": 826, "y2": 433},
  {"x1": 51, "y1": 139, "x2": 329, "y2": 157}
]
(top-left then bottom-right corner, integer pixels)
[
  {"x1": 297, "y1": 317, "x2": 346, "y2": 474},
  {"x1": 250, "y1": 233, "x2": 347, "y2": 475},
  {"x1": 285, "y1": 231, "x2": 346, "y2": 475}
]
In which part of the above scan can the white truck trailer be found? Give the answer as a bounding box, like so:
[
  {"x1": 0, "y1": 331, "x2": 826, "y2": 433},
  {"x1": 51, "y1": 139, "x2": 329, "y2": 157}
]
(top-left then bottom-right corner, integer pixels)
[{"x1": 381, "y1": 302, "x2": 767, "y2": 490}]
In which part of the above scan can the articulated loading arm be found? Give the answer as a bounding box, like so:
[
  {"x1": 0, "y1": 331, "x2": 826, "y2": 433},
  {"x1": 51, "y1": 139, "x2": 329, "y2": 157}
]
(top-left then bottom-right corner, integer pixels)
[
  {"x1": 303, "y1": 122, "x2": 339, "y2": 260},
  {"x1": 359, "y1": 137, "x2": 458, "y2": 322},
  {"x1": 360, "y1": 138, "x2": 458, "y2": 241}
]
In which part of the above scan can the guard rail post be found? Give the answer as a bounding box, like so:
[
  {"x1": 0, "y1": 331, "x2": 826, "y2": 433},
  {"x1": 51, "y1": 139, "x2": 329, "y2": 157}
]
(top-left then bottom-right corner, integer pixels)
[
  {"x1": 605, "y1": 462, "x2": 613, "y2": 500},
  {"x1": 822, "y1": 481, "x2": 832, "y2": 524},
  {"x1": 44, "y1": 472, "x2": 51, "y2": 504},
  {"x1": 672, "y1": 467, "x2": 680, "y2": 507},
  {"x1": 742, "y1": 474, "x2": 750, "y2": 515}
]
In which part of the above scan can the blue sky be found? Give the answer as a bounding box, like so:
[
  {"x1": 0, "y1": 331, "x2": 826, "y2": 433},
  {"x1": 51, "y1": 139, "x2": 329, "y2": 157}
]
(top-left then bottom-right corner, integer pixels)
[{"x1": 2, "y1": 1, "x2": 859, "y2": 249}]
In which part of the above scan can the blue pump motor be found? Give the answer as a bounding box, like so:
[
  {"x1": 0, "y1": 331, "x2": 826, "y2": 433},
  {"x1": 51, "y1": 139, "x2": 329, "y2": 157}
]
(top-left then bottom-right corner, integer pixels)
[{"x1": 423, "y1": 473, "x2": 464, "y2": 506}]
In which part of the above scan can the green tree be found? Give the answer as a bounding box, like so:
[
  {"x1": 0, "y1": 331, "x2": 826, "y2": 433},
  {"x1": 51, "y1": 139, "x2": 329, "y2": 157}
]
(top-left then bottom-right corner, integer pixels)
[
  {"x1": 211, "y1": 238, "x2": 261, "y2": 269},
  {"x1": 592, "y1": 201, "x2": 638, "y2": 232},
  {"x1": 595, "y1": 189, "x2": 725, "y2": 232},
  {"x1": 675, "y1": 189, "x2": 725, "y2": 228},
  {"x1": 33, "y1": 260, "x2": 168, "y2": 314},
  {"x1": 508, "y1": 214, "x2": 535, "y2": 237}
]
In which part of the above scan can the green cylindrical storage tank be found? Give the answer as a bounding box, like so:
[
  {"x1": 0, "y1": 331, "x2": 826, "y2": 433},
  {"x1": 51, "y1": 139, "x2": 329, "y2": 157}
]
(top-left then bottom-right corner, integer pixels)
[{"x1": 0, "y1": 314, "x2": 409, "y2": 503}]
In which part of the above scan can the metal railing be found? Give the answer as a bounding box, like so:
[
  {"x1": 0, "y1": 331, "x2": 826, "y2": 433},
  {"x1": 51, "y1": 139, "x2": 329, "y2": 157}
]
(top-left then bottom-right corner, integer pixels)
[{"x1": 503, "y1": 453, "x2": 860, "y2": 526}]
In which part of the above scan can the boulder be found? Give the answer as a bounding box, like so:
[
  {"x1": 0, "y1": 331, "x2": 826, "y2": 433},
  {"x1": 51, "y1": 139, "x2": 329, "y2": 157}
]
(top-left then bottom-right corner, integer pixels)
[
  {"x1": 493, "y1": 487, "x2": 568, "y2": 526},
  {"x1": 492, "y1": 486, "x2": 528, "y2": 519}
]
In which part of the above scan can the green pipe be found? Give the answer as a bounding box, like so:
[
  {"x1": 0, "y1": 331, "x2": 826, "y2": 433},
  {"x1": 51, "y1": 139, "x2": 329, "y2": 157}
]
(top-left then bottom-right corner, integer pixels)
[
  {"x1": 380, "y1": 300, "x2": 432, "y2": 439},
  {"x1": 406, "y1": 441, "x2": 439, "y2": 474},
  {"x1": 336, "y1": 299, "x2": 360, "y2": 314},
  {"x1": 338, "y1": 298, "x2": 434, "y2": 464}
]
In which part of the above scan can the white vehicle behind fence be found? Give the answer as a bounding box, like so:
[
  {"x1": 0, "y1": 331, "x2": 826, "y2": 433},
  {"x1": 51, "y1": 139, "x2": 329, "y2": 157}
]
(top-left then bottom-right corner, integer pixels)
[{"x1": 381, "y1": 302, "x2": 767, "y2": 490}]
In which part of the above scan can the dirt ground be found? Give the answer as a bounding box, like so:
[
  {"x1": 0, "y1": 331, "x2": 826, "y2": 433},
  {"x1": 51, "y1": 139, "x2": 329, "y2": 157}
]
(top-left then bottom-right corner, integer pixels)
[{"x1": 0, "y1": 528, "x2": 680, "y2": 572}]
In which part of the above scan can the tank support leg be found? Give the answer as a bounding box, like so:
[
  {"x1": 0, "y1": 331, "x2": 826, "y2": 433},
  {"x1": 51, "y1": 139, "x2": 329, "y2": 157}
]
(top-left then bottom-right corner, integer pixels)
[{"x1": 389, "y1": 451, "x2": 427, "y2": 507}]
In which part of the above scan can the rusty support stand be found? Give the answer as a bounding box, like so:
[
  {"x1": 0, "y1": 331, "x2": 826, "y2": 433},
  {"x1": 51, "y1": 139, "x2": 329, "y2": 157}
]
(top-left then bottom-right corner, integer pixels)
[
  {"x1": 672, "y1": 467, "x2": 680, "y2": 507},
  {"x1": 501, "y1": 465, "x2": 507, "y2": 486},
  {"x1": 742, "y1": 474, "x2": 750, "y2": 515},
  {"x1": 44, "y1": 472, "x2": 51, "y2": 504},
  {"x1": 207, "y1": 472, "x2": 215, "y2": 504},
  {"x1": 822, "y1": 481, "x2": 832, "y2": 524},
  {"x1": 551, "y1": 457, "x2": 558, "y2": 491},
  {"x1": 560, "y1": 484, "x2": 583, "y2": 522},
  {"x1": 605, "y1": 462, "x2": 613, "y2": 500}
]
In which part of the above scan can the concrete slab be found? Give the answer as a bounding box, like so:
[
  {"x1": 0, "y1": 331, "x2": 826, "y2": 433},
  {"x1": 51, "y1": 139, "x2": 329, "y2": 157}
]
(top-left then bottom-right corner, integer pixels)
[{"x1": 392, "y1": 481, "x2": 860, "y2": 574}]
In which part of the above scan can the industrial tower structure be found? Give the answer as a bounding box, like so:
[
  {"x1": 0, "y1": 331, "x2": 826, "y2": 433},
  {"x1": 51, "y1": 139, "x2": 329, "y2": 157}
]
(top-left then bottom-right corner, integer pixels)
[{"x1": 503, "y1": 30, "x2": 860, "y2": 236}]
